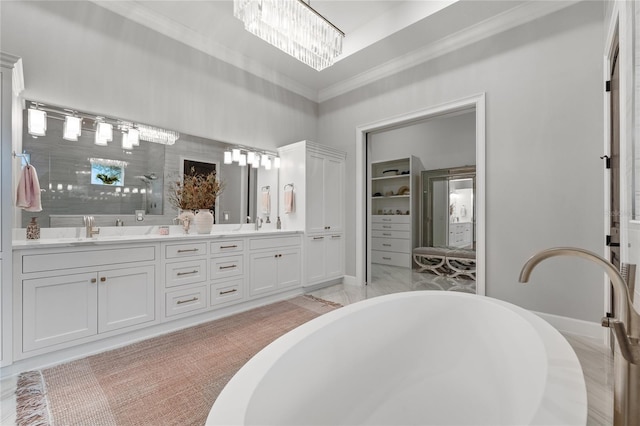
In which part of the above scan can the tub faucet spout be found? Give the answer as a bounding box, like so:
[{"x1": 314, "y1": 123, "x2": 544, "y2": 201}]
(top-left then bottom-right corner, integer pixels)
[{"x1": 519, "y1": 247, "x2": 640, "y2": 426}]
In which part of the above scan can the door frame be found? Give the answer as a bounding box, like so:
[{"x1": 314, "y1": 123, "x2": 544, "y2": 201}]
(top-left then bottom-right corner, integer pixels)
[{"x1": 355, "y1": 93, "x2": 486, "y2": 295}]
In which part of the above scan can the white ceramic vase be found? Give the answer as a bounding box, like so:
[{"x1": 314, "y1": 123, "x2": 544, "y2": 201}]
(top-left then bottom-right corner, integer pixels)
[{"x1": 194, "y1": 209, "x2": 214, "y2": 234}]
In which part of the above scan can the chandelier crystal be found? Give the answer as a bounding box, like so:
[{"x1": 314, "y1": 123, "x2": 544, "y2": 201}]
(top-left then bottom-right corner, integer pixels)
[{"x1": 233, "y1": 0, "x2": 344, "y2": 71}]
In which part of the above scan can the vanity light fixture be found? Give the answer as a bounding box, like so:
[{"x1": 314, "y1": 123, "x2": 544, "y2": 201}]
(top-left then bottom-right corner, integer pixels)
[
  {"x1": 247, "y1": 151, "x2": 256, "y2": 164},
  {"x1": 261, "y1": 154, "x2": 269, "y2": 167},
  {"x1": 63, "y1": 114, "x2": 82, "y2": 141},
  {"x1": 239, "y1": 153, "x2": 247, "y2": 166},
  {"x1": 27, "y1": 104, "x2": 47, "y2": 137},
  {"x1": 224, "y1": 150, "x2": 233, "y2": 164},
  {"x1": 128, "y1": 127, "x2": 140, "y2": 146},
  {"x1": 122, "y1": 131, "x2": 134, "y2": 150},
  {"x1": 232, "y1": 148, "x2": 241, "y2": 162},
  {"x1": 265, "y1": 158, "x2": 272, "y2": 170},
  {"x1": 95, "y1": 118, "x2": 113, "y2": 146},
  {"x1": 273, "y1": 156, "x2": 281, "y2": 168},
  {"x1": 233, "y1": 0, "x2": 345, "y2": 71},
  {"x1": 253, "y1": 153, "x2": 261, "y2": 167},
  {"x1": 252, "y1": 159, "x2": 259, "y2": 169}
]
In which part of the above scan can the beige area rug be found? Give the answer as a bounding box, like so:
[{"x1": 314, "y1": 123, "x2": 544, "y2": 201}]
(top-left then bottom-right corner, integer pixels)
[{"x1": 16, "y1": 295, "x2": 341, "y2": 426}]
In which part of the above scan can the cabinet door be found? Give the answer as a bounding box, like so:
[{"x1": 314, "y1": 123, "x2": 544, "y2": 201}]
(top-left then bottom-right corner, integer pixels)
[
  {"x1": 277, "y1": 248, "x2": 301, "y2": 289},
  {"x1": 23, "y1": 273, "x2": 98, "y2": 352},
  {"x1": 306, "y1": 153, "x2": 326, "y2": 233},
  {"x1": 324, "y1": 156, "x2": 344, "y2": 232},
  {"x1": 325, "y1": 234, "x2": 344, "y2": 279},
  {"x1": 306, "y1": 236, "x2": 326, "y2": 284},
  {"x1": 98, "y1": 265, "x2": 155, "y2": 333},
  {"x1": 249, "y1": 252, "x2": 279, "y2": 296}
]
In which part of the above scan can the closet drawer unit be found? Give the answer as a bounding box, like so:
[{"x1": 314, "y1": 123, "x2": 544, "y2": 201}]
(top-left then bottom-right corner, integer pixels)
[
  {"x1": 211, "y1": 240, "x2": 244, "y2": 254},
  {"x1": 371, "y1": 229, "x2": 410, "y2": 239},
  {"x1": 23, "y1": 246, "x2": 155, "y2": 273},
  {"x1": 371, "y1": 238, "x2": 411, "y2": 254},
  {"x1": 210, "y1": 278, "x2": 244, "y2": 307},
  {"x1": 372, "y1": 215, "x2": 411, "y2": 224},
  {"x1": 164, "y1": 242, "x2": 207, "y2": 259},
  {"x1": 371, "y1": 250, "x2": 410, "y2": 267},
  {"x1": 371, "y1": 222, "x2": 411, "y2": 232},
  {"x1": 210, "y1": 255, "x2": 244, "y2": 280},
  {"x1": 249, "y1": 236, "x2": 300, "y2": 251},
  {"x1": 165, "y1": 286, "x2": 207, "y2": 317},
  {"x1": 165, "y1": 259, "x2": 207, "y2": 288}
]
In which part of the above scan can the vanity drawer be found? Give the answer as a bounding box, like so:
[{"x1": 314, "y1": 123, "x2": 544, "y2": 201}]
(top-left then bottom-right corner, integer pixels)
[
  {"x1": 371, "y1": 229, "x2": 410, "y2": 239},
  {"x1": 165, "y1": 286, "x2": 207, "y2": 317},
  {"x1": 210, "y1": 255, "x2": 244, "y2": 280},
  {"x1": 165, "y1": 259, "x2": 207, "y2": 288},
  {"x1": 371, "y1": 222, "x2": 410, "y2": 232},
  {"x1": 371, "y1": 250, "x2": 410, "y2": 267},
  {"x1": 372, "y1": 215, "x2": 410, "y2": 224},
  {"x1": 210, "y1": 278, "x2": 244, "y2": 306},
  {"x1": 249, "y1": 235, "x2": 300, "y2": 251},
  {"x1": 164, "y1": 242, "x2": 207, "y2": 259},
  {"x1": 371, "y1": 237, "x2": 411, "y2": 254},
  {"x1": 23, "y1": 246, "x2": 155, "y2": 274},
  {"x1": 210, "y1": 240, "x2": 244, "y2": 254}
]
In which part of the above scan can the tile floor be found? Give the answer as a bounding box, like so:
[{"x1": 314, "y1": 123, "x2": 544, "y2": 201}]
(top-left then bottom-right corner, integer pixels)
[{"x1": 0, "y1": 265, "x2": 614, "y2": 425}]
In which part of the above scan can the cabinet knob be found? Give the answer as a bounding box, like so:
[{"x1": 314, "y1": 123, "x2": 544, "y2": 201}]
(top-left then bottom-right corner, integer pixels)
[
  {"x1": 100, "y1": 277, "x2": 107, "y2": 282},
  {"x1": 90, "y1": 278, "x2": 97, "y2": 283}
]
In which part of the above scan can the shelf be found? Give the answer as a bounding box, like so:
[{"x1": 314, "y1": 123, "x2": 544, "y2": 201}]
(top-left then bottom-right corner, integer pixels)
[
  {"x1": 372, "y1": 195, "x2": 410, "y2": 199},
  {"x1": 371, "y1": 175, "x2": 410, "y2": 181}
]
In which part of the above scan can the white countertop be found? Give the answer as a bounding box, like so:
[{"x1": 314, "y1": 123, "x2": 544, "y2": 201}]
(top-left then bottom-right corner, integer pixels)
[{"x1": 13, "y1": 224, "x2": 303, "y2": 250}]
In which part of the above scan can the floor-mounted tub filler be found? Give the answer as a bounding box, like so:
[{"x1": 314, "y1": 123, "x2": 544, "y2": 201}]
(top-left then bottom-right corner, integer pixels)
[{"x1": 206, "y1": 291, "x2": 587, "y2": 425}]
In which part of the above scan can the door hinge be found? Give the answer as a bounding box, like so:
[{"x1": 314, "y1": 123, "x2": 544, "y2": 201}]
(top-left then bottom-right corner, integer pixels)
[
  {"x1": 606, "y1": 235, "x2": 621, "y2": 247},
  {"x1": 600, "y1": 155, "x2": 611, "y2": 169},
  {"x1": 606, "y1": 80, "x2": 611, "y2": 92}
]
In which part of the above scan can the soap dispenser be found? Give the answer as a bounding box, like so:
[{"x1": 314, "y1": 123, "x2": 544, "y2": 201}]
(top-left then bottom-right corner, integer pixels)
[{"x1": 276, "y1": 216, "x2": 282, "y2": 230}]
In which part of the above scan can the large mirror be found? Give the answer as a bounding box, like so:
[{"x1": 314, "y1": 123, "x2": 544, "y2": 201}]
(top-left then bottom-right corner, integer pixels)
[
  {"x1": 421, "y1": 166, "x2": 476, "y2": 249},
  {"x1": 18, "y1": 101, "x2": 277, "y2": 227}
]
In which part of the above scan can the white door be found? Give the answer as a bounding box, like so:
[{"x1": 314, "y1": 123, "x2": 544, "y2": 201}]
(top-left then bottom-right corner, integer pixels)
[
  {"x1": 277, "y1": 248, "x2": 301, "y2": 289},
  {"x1": 324, "y1": 157, "x2": 344, "y2": 232},
  {"x1": 325, "y1": 234, "x2": 344, "y2": 279},
  {"x1": 98, "y1": 265, "x2": 155, "y2": 333},
  {"x1": 250, "y1": 251, "x2": 279, "y2": 295},
  {"x1": 307, "y1": 154, "x2": 326, "y2": 233},
  {"x1": 306, "y1": 236, "x2": 326, "y2": 284},
  {"x1": 23, "y1": 272, "x2": 98, "y2": 352}
]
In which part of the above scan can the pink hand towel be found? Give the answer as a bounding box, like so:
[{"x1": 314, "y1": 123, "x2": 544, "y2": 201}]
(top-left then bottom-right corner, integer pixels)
[
  {"x1": 16, "y1": 165, "x2": 42, "y2": 212},
  {"x1": 261, "y1": 191, "x2": 271, "y2": 215},
  {"x1": 284, "y1": 188, "x2": 294, "y2": 214}
]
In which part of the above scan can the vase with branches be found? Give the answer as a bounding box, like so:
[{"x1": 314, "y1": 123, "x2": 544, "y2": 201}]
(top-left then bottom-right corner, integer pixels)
[{"x1": 169, "y1": 168, "x2": 224, "y2": 234}]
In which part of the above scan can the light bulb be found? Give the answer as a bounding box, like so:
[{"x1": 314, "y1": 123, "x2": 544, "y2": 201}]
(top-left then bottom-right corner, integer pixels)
[
  {"x1": 273, "y1": 157, "x2": 281, "y2": 168},
  {"x1": 28, "y1": 107, "x2": 47, "y2": 136},
  {"x1": 239, "y1": 153, "x2": 247, "y2": 166},
  {"x1": 129, "y1": 128, "x2": 140, "y2": 146},
  {"x1": 63, "y1": 116, "x2": 81, "y2": 141},
  {"x1": 232, "y1": 148, "x2": 241, "y2": 162},
  {"x1": 224, "y1": 151, "x2": 232, "y2": 164}
]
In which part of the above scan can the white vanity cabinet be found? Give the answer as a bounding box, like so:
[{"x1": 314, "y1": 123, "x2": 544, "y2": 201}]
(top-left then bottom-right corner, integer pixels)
[
  {"x1": 16, "y1": 244, "x2": 157, "y2": 356},
  {"x1": 249, "y1": 235, "x2": 301, "y2": 296},
  {"x1": 163, "y1": 241, "x2": 209, "y2": 318},
  {"x1": 306, "y1": 233, "x2": 344, "y2": 286}
]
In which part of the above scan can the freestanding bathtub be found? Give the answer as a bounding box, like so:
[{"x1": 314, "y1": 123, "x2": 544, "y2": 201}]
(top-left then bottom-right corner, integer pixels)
[{"x1": 206, "y1": 292, "x2": 587, "y2": 425}]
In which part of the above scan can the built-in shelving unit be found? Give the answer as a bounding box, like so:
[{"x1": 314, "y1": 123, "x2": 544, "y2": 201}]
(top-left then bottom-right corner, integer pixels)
[{"x1": 368, "y1": 156, "x2": 423, "y2": 268}]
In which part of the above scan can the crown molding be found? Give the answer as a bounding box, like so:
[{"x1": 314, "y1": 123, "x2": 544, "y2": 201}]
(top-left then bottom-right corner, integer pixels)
[
  {"x1": 317, "y1": 0, "x2": 580, "y2": 103},
  {"x1": 89, "y1": 1, "x2": 320, "y2": 102}
]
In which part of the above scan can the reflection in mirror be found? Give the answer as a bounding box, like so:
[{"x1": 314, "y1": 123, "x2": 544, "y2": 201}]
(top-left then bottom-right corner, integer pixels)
[
  {"x1": 18, "y1": 100, "x2": 271, "y2": 227},
  {"x1": 421, "y1": 166, "x2": 476, "y2": 249}
]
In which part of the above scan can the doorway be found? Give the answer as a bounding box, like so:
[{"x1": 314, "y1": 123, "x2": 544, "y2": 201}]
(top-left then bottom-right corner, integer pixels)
[{"x1": 355, "y1": 94, "x2": 486, "y2": 294}]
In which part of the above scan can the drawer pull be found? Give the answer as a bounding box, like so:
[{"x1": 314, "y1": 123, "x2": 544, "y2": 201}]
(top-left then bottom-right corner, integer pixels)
[
  {"x1": 382, "y1": 257, "x2": 392, "y2": 260},
  {"x1": 100, "y1": 277, "x2": 107, "y2": 282},
  {"x1": 382, "y1": 226, "x2": 391, "y2": 229},
  {"x1": 220, "y1": 289, "x2": 238, "y2": 295},
  {"x1": 219, "y1": 264, "x2": 237, "y2": 270},
  {"x1": 90, "y1": 278, "x2": 97, "y2": 283},
  {"x1": 382, "y1": 244, "x2": 391, "y2": 247},
  {"x1": 331, "y1": 235, "x2": 341, "y2": 238},
  {"x1": 313, "y1": 236, "x2": 324, "y2": 240},
  {"x1": 177, "y1": 297, "x2": 198, "y2": 305},
  {"x1": 177, "y1": 248, "x2": 199, "y2": 253},
  {"x1": 383, "y1": 233, "x2": 392, "y2": 236},
  {"x1": 382, "y1": 218, "x2": 391, "y2": 222},
  {"x1": 177, "y1": 270, "x2": 198, "y2": 276},
  {"x1": 220, "y1": 245, "x2": 238, "y2": 249}
]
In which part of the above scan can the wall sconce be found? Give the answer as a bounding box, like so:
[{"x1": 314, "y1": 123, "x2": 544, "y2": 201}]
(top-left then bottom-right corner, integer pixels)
[
  {"x1": 232, "y1": 148, "x2": 241, "y2": 162},
  {"x1": 247, "y1": 151, "x2": 256, "y2": 164},
  {"x1": 273, "y1": 157, "x2": 281, "y2": 168},
  {"x1": 28, "y1": 104, "x2": 47, "y2": 137},
  {"x1": 239, "y1": 153, "x2": 247, "y2": 166},
  {"x1": 224, "y1": 150, "x2": 232, "y2": 164},
  {"x1": 122, "y1": 131, "x2": 134, "y2": 149},
  {"x1": 128, "y1": 128, "x2": 140, "y2": 146},
  {"x1": 63, "y1": 115, "x2": 81, "y2": 141},
  {"x1": 252, "y1": 159, "x2": 259, "y2": 169}
]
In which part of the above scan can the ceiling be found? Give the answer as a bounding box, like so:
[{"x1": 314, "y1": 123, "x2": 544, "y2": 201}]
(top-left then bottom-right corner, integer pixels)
[{"x1": 91, "y1": 0, "x2": 579, "y2": 102}]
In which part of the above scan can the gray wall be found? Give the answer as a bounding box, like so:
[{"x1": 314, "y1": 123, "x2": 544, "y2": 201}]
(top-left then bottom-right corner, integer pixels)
[
  {"x1": 369, "y1": 111, "x2": 476, "y2": 169},
  {"x1": 0, "y1": 1, "x2": 317, "y2": 151},
  {"x1": 317, "y1": 2, "x2": 605, "y2": 322}
]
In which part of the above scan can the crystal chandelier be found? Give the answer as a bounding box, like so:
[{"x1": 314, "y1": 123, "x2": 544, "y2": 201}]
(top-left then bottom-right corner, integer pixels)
[{"x1": 233, "y1": 0, "x2": 345, "y2": 71}]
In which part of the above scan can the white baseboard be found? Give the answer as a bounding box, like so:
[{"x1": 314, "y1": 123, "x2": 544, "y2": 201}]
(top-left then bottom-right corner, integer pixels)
[
  {"x1": 533, "y1": 310, "x2": 606, "y2": 341},
  {"x1": 342, "y1": 275, "x2": 361, "y2": 286}
]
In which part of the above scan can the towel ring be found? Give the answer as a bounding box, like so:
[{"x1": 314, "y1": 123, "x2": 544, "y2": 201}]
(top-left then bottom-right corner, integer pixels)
[
  {"x1": 261, "y1": 185, "x2": 270, "y2": 192},
  {"x1": 13, "y1": 150, "x2": 30, "y2": 166}
]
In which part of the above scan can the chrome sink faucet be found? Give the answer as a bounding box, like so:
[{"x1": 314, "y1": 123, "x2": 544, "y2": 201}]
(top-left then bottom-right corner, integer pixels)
[
  {"x1": 519, "y1": 247, "x2": 640, "y2": 426},
  {"x1": 83, "y1": 215, "x2": 100, "y2": 238}
]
